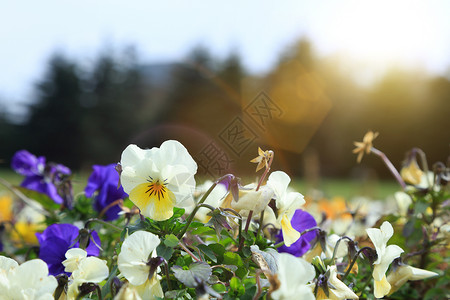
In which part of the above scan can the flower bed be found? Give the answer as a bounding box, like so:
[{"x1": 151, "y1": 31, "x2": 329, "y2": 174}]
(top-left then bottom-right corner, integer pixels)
[{"x1": 0, "y1": 133, "x2": 448, "y2": 299}]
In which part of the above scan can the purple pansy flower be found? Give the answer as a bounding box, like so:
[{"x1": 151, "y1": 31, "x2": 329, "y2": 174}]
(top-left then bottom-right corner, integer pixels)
[
  {"x1": 11, "y1": 150, "x2": 46, "y2": 177},
  {"x1": 11, "y1": 150, "x2": 72, "y2": 205},
  {"x1": 36, "y1": 223, "x2": 101, "y2": 276},
  {"x1": 85, "y1": 164, "x2": 127, "y2": 221},
  {"x1": 276, "y1": 209, "x2": 317, "y2": 257}
]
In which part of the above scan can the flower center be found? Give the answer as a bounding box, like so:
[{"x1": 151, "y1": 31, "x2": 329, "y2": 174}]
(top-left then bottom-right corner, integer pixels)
[
  {"x1": 128, "y1": 177, "x2": 176, "y2": 221},
  {"x1": 146, "y1": 177, "x2": 168, "y2": 201}
]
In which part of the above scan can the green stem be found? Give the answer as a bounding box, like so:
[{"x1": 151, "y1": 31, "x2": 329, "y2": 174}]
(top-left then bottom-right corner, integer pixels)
[
  {"x1": 177, "y1": 179, "x2": 220, "y2": 239},
  {"x1": 164, "y1": 260, "x2": 172, "y2": 291},
  {"x1": 237, "y1": 218, "x2": 243, "y2": 251},
  {"x1": 242, "y1": 150, "x2": 274, "y2": 248},
  {"x1": 254, "y1": 210, "x2": 265, "y2": 244},
  {"x1": 273, "y1": 241, "x2": 285, "y2": 248},
  {"x1": 343, "y1": 247, "x2": 372, "y2": 280},
  {"x1": 198, "y1": 203, "x2": 216, "y2": 212},
  {"x1": 96, "y1": 285, "x2": 103, "y2": 300},
  {"x1": 178, "y1": 241, "x2": 201, "y2": 262},
  {"x1": 330, "y1": 236, "x2": 352, "y2": 262},
  {"x1": 239, "y1": 210, "x2": 254, "y2": 251}
]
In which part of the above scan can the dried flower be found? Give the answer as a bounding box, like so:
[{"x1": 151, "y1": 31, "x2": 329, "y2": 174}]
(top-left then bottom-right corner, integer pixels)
[
  {"x1": 250, "y1": 147, "x2": 273, "y2": 172},
  {"x1": 352, "y1": 131, "x2": 378, "y2": 163}
]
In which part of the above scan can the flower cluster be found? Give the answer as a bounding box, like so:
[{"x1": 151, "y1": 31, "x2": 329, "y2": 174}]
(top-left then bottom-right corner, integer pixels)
[
  {"x1": 0, "y1": 136, "x2": 446, "y2": 299},
  {"x1": 11, "y1": 150, "x2": 72, "y2": 206}
]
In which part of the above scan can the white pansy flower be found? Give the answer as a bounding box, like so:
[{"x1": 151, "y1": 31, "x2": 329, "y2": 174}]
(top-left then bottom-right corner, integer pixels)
[
  {"x1": 387, "y1": 264, "x2": 438, "y2": 296},
  {"x1": 0, "y1": 256, "x2": 18, "y2": 292},
  {"x1": 68, "y1": 258, "x2": 109, "y2": 299},
  {"x1": 267, "y1": 171, "x2": 305, "y2": 247},
  {"x1": 366, "y1": 221, "x2": 404, "y2": 298},
  {"x1": 117, "y1": 231, "x2": 164, "y2": 300},
  {"x1": 231, "y1": 184, "x2": 274, "y2": 216},
  {"x1": 314, "y1": 266, "x2": 358, "y2": 300},
  {"x1": 63, "y1": 248, "x2": 87, "y2": 273},
  {"x1": 120, "y1": 141, "x2": 197, "y2": 221},
  {"x1": 318, "y1": 266, "x2": 359, "y2": 299},
  {"x1": 270, "y1": 253, "x2": 315, "y2": 300},
  {"x1": 0, "y1": 257, "x2": 57, "y2": 300},
  {"x1": 62, "y1": 249, "x2": 109, "y2": 300}
]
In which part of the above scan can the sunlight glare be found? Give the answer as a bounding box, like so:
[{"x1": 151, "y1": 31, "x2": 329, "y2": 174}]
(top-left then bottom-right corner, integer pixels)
[{"x1": 324, "y1": 1, "x2": 440, "y2": 66}]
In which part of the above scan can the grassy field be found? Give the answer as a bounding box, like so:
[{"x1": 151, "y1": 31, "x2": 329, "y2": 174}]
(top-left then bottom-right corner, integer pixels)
[{"x1": 0, "y1": 168, "x2": 400, "y2": 201}]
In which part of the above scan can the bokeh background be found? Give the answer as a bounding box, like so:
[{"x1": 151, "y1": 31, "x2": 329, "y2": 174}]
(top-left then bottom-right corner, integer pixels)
[{"x1": 1, "y1": 0, "x2": 449, "y2": 192}]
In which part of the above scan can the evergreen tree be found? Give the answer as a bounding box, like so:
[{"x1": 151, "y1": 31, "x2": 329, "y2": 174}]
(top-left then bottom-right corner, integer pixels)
[{"x1": 25, "y1": 53, "x2": 83, "y2": 168}]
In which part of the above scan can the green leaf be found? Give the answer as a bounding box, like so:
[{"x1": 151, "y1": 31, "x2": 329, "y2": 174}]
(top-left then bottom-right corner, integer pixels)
[
  {"x1": 207, "y1": 243, "x2": 226, "y2": 263},
  {"x1": 15, "y1": 186, "x2": 60, "y2": 210},
  {"x1": 414, "y1": 200, "x2": 428, "y2": 215},
  {"x1": 402, "y1": 218, "x2": 416, "y2": 237},
  {"x1": 190, "y1": 226, "x2": 216, "y2": 236},
  {"x1": 101, "y1": 265, "x2": 118, "y2": 298},
  {"x1": 229, "y1": 277, "x2": 245, "y2": 296},
  {"x1": 173, "y1": 207, "x2": 186, "y2": 219},
  {"x1": 157, "y1": 243, "x2": 175, "y2": 260},
  {"x1": 197, "y1": 244, "x2": 217, "y2": 263},
  {"x1": 164, "y1": 234, "x2": 179, "y2": 248},
  {"x1": 223, "y1": 252, "x2": 247, "y2": 278},
  {"x1": 172, "y1": 262, "x2": 212, "y2": 288},
  {"x1": 212, "y1": 283, "x2": 227, "y2": 293},
  {"x1": 165, "y1": 289, "x2": 188, "y2": 299}
]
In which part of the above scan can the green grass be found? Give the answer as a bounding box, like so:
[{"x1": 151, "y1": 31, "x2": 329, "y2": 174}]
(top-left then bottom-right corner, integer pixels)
[
  {"x1": 0, "y1": 169, "x2": 400, "y2": 200},
  {"x1": 292, "y1": 178, "x2": 400, "y2": 200},
  {"x1": 0, "y1": 169, "x2": 90, "y2": 196}
]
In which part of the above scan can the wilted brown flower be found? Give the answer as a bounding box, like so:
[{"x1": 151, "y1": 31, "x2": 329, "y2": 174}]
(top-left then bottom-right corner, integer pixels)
[
  {"x1": 250, "y1": 147, "x2": 273, "y2": 172},
  {"x1": 352, "y1": 131, "x2": 379, "y2": 163}
]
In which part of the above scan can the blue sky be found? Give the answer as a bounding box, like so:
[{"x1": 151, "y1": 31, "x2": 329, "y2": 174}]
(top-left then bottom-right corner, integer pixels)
[{"x1": 1, "y1": 0, "x2": 449, "y2": 115}]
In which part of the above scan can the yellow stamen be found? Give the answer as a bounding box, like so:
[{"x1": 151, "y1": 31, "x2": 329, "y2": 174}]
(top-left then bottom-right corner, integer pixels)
[{"x1": 129, "y1": 179, "x2": 175, "y2": 221}]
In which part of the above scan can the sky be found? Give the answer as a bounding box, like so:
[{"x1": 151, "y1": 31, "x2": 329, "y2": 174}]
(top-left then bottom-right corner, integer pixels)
[{"x1": 1, "y1": 0, "x2": 449, "y2": 116}]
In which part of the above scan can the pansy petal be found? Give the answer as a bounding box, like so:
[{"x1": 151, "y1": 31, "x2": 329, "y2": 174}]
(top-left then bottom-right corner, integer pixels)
[
  {"x1": 121, "y1": 145, "x2": 147, "y2": 168},
  {"x1": 72, "y1": 257, "x2": 109, "y2": 283},
  {"x1": 271, "y1": 253, "x2": 315, "y2": 300},
  {"x1": 373, "y1": 245, "x2": 404, "y2": 282},
  {"x1": 157, "y1": 140, "x2": 197, "y2": 174},
  {"x1": 118, "y1": 231, "x2": 160, "y2": 286},
  {"x1": 280, "y1": 214, "x2": 301, "y2": 247},
  {"x1": 374, "y1": 275, "x2": 391, "y2": 299},
  {"x1": 63, "y1": 248, "x2": 87, "y2": 273},
  {"x1": 409, "y1": 266, "x2": 439, "y2": 280},
  {"x1": 132, "y1": 276, "x2": 164, "y2": 300},
  {"x1": 267, "y1": 171, "x2": 291, "y2": 204},
  {"x1": 9, "y1": 259, "x2": 57, "y2": 297}
]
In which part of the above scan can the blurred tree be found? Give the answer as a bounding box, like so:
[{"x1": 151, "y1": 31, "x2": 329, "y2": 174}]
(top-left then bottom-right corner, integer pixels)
[
  {"x1": 21, "y1": 48, "x2": 148, "y2": 169},
  {"x1": 217, "y1": 51, "x2": 245, "y2": 99},
  {"x1": 80, "y1": 47, "x2": 148, "y2": 167},
  {"x1": 24, "y1": 54, "x2": 83, "y2": 168}
]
